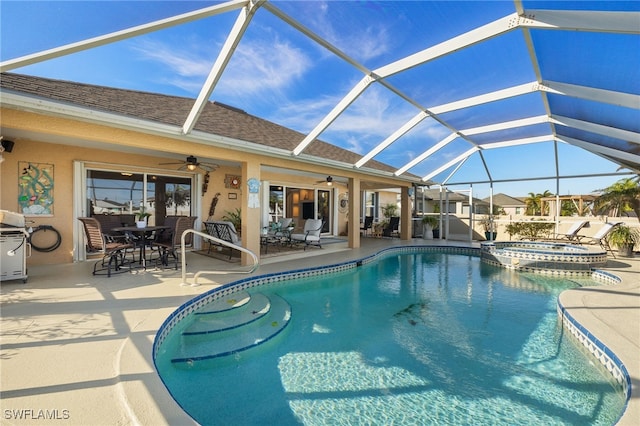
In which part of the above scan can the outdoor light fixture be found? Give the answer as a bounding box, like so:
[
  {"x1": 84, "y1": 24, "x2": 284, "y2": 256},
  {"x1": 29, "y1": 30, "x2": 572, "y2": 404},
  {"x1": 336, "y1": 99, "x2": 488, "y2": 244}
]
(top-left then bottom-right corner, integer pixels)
[
  {"x1": 326, "y1": 176, "x2": 333, "y2": 186},
  {"x1": 187, "y1": 163, "x2": 197, "y2": 171}
]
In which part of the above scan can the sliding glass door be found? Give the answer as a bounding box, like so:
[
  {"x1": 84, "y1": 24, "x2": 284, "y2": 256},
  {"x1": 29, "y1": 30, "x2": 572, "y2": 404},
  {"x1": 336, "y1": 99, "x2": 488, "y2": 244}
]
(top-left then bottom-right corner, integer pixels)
[
  {"x1": 269, "y1": 184, "x2": 333, "y2": 234},
  {"x1": 86, "y1": 169, "x2": 192, "y2": 225}
]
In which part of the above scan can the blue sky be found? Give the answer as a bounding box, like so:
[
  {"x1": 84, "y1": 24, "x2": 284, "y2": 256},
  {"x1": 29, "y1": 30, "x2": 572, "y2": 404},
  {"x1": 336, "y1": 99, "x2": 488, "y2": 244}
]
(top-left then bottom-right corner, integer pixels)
[{"x1": 2, "y1": 1, "x2": 638, "y2": 199}]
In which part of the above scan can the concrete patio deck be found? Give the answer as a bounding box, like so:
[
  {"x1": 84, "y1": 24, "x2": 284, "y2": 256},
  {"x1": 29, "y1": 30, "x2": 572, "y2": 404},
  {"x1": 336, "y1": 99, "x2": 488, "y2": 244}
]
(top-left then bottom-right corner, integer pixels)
[{"x1": 1, "y1": 238, "x2": 638, "y2": 425}]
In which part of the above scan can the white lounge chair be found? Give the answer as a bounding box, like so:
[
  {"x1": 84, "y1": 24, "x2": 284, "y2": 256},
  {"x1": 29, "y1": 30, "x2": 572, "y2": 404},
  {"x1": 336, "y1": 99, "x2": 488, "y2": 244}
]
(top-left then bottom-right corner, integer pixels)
[
  {"x1": 541, "y1": 220, "x2": 590, "y2": 242},
  {"x1": 576, "y1": 222, "x2": 622, "y2": 256}
]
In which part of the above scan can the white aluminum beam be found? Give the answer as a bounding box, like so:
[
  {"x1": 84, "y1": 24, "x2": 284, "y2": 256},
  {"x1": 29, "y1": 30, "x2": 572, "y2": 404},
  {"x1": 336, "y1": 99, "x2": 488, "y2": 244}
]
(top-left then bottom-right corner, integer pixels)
[
  {"x1": 293, "y1": 12, "x2": 518, "y2": 157},
  {"x1": 540, "y1": 81, "x2": 640, "y2": 109},
  {"x1": 480, "y1": 135, "x2": 552, "y2": 150},
  {"x1": 292, "y1": 74, "x2": 376, "y2": 155},
  {"x1": 460, "y1": 115, "x2": 548, "y2": 136},
  {"x1": 182, "y1": 2, "x2": 263, "y2": 134},
  {"x1": 447, "y1": 171, "x2": 634, "y2": 187},
  {"x1": 263, "y1": 2, "x2": 371, "y2": 76},
  {"x1": 557, "y1": 135, "x2": 640, "y2": 165},
  {"x1": 395, "y1": 133, "x2": 458, "y2": 176},
  {"x1": 551, "y1": 115, "x2": 640, "y2": 144},
  {"x1": 422, "y1": 147, "x2": 479, "y2": 182},
  {"x1": 0, "y1": 0, "x2": 248, "y2": 72},
  {"x1": 522, "y1": 10, "x2": 640, "y2": 34},
  {"x1": 355, "y1": 111, "x2": 429, "y2": 168},
  {"x1": 429, "y1": 82, "x2": 536, "y2": 115},
  {"x1": 375, "y1": 14, "x2": 517, "y2": 78},
  {"x1": 441, "y1": 156, "x2": 472, "y2": 186}
]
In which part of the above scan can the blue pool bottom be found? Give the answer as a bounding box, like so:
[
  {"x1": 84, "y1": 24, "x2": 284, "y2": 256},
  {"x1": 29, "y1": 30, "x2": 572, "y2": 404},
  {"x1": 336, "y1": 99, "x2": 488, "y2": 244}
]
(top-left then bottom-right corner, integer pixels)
[{"x1": 154, "y1": 247, "x2": 629, "y2": 424}]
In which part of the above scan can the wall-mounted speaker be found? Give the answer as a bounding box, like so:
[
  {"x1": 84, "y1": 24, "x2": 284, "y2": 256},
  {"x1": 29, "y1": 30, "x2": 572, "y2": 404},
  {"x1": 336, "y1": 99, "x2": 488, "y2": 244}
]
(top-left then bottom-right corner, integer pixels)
[{"x1": 1, "y1": 139, "x2": 15, "y2": 152}]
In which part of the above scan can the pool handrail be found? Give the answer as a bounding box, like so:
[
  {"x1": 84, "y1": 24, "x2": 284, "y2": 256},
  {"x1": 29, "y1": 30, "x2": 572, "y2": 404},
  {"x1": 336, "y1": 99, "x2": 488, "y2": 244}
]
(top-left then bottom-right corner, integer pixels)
[{"x1": 179, "y1": 229, "x2": 259, "y2": 286}]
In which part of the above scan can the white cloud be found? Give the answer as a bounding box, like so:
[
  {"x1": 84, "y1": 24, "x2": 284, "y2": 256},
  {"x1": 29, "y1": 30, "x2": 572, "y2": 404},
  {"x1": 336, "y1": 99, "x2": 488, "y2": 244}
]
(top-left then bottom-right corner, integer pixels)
[
  {"x1": 131, "y1": 38, "x2": 213, "y2": 79},
  {"x1": 130, "y1": 33, "x2": 311, "y2": 98},
  {"x1": 220, "y1": 36, "x2": 311, "y2": 97},
  {"x1": 296, "y1": 1, "x2": 391, "y2": 63}
]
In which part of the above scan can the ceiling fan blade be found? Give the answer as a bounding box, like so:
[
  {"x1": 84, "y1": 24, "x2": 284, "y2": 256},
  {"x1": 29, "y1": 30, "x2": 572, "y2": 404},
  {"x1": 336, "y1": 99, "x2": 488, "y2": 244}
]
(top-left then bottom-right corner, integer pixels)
[{"x1": 159, "y1": 161, "x2": 185, "y2": 165}]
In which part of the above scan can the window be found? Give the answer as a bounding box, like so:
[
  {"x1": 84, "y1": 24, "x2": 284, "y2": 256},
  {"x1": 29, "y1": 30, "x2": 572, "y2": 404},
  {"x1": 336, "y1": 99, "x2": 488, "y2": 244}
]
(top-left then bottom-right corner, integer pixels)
[
  {"x1": 86, "y1": 169, "x2": 192, "y2": 225},
  {"x1": 363, "y1": 191, "x2": 378, "y2": 221}
]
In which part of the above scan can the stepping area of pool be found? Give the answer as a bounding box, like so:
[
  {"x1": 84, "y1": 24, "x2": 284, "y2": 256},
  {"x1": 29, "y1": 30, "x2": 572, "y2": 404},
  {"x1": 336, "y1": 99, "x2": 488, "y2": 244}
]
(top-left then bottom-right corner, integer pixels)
[
  {"x1": 1, "y1": 238, "x2": 638, "y2": 425},
  {"x1": 172, "y1": 292, "x2": 291, "y2": 365}
]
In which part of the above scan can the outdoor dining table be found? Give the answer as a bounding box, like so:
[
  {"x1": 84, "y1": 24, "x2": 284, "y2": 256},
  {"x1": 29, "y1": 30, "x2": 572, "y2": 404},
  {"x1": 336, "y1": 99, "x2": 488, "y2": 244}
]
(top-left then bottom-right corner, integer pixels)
[
  {"x1": 112, "y1": 225, "x2": 170, "y2": 270},
  {"x1": 260, "y1": 227, "x2": 293, "y2": 254}
]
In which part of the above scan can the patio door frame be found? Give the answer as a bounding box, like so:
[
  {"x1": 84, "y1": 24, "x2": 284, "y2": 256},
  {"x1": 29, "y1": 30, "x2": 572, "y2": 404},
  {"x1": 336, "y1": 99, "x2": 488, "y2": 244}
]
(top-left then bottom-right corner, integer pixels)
[{"x1": 73, "y1": 161, "x2": 201, "y2": 262}]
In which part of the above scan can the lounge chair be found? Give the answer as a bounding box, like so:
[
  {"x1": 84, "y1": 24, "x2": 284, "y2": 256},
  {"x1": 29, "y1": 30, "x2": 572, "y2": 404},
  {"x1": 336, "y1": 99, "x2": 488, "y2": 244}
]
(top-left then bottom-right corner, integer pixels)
[
  {"x1": 290, "y1": 219, "x2": 323, "y2": 250},
  {"x1": 576, "y1": 222, "x2": 623, "y2": 257},
  {"x1": 540, "y1": 220, "x2": 590, "y2": 242}
]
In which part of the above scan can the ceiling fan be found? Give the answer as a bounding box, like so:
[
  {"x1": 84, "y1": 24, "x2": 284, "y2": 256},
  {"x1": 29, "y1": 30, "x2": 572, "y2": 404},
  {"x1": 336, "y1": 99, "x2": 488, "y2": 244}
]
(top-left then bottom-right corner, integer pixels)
[
  {"x1": 314, "y1": 176, "x2": 333, "y2": 186},
  {"x1": 159, "y1": 155, "x2": 218, "y2": 172}
]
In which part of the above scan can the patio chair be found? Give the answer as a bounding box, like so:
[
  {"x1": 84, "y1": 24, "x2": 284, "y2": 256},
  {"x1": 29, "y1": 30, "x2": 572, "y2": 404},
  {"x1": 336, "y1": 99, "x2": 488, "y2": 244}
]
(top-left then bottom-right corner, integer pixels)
[
  {"x1": 268, "y1": 218, "x2": 293, "y2": 237},
  {"x1": 382, "y1": 217, "x2": 400, "y2": 238},
  {"x1": 150, "y1": 216, "x2": 193, "y2": 269},
  {"x1": 360, "y1": 216, "x2": 374, "y2": 236},
  {"x1": 576, "y1": 221, "x2": 623, "y2": 257},
  {"x1": 540, "y1": 220, "x2": 590, "y2": 242},
  {"x1": 290, "y1": 219, "x2": 323, "y2": 250},
  {"x1": 79, "y1": 217, "x2": 135, "y2": 277},
  {"x1": 163, "y1": 216, "x2": 197, "y2": 248}
]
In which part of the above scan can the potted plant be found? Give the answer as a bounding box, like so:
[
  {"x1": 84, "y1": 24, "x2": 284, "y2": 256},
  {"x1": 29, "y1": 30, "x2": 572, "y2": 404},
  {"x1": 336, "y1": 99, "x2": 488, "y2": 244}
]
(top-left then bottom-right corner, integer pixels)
[
  {"x1": 479, "y1": 215, "x2": 497, "y2": 240},
  {"x1": 136, "y1": 206, "x2": 151, "y2": 228},
  {"x1": 222, "y1": 208, "x2": 242, "y2": 234},
  {"x1": 421, "y1": 216, "x2": 438, "y2": 240},
  {"x1": 607, "y1": 225, "x2": 639, "y2": 257}
]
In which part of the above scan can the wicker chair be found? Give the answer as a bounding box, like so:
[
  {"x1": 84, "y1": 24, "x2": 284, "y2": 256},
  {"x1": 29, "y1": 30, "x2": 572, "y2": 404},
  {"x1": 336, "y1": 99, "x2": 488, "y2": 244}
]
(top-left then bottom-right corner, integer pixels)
[
  {"x1": 79, "y1": 217, "x2": 135, "y2": 277},
  {"x1": 150, "y1": 216, "x2": 193, "y2": 269}
]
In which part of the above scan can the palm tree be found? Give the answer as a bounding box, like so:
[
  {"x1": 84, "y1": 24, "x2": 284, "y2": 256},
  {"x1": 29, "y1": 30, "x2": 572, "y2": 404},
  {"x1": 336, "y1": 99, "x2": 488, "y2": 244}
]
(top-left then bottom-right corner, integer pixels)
[
  {"x1": 525, "y1": 192, "x2": 539, "y2": 215},
  {"x1": 525, "y1": 190, "x2": 552, "y2": 216},
  {"x1": 594, "y1": 178, "x2": 640, "y2": 221}
]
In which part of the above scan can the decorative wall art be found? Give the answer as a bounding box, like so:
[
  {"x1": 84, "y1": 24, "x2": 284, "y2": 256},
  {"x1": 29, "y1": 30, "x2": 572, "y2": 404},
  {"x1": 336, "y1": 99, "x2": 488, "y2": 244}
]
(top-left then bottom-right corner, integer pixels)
[
  {"x1": 18, "y1": 161, "x2": 54, "y2": 216},
  {"x1": 247, "y1": 177, "x2": 260, "y2": 208},
  {"x1": 225, "y1": 174, "x2": 241, "y2": 189}
]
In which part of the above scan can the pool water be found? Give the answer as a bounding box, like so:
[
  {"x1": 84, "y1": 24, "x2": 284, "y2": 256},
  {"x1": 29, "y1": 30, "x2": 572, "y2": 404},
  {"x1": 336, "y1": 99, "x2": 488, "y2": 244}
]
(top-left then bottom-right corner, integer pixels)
[{"x1": 155, "y1": 253, "x2": 625, "y2": 425}]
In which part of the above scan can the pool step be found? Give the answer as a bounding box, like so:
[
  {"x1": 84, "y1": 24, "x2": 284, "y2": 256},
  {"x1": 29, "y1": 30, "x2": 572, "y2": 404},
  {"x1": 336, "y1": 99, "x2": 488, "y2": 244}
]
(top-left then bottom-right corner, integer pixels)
[
  {"x1": 195, "y1": 290, "x2": 251, "y2": 315},
  {"x1": 171, "y1": 293, "x2": 291, "y2": 365},
  {"x1": 184, "y1": 292, "x2": 270, "y2": 335}
]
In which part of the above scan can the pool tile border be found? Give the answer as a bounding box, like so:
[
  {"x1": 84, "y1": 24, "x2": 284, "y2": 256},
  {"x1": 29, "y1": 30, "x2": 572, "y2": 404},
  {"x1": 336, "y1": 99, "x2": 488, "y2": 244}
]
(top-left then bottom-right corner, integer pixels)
[
  {"x1": 153, "y1": 246, "x2": 474, "y2": 356},
  {"x1": 480, "y1": 241, "x2": 607, "y2": 276},
  {"x1": 153, "y1": 245, "x2": 631, "y2": 418},
  {"x1": 557, "y1": 297, "x2": 631, "y2": 422}
]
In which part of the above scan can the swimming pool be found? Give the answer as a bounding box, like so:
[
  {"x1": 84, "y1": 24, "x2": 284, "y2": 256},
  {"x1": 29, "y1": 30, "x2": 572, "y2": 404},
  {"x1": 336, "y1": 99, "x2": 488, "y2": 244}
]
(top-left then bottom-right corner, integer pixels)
[{"x1": 154, "y1": 249, "x2": 626, "y2": 425}]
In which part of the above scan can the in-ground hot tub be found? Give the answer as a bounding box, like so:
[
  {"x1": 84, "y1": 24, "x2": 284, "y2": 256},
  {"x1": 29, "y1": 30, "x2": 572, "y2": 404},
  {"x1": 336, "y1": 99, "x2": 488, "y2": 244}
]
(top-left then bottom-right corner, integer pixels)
[{"x1": 480, "y1": 241, "x2": 607, "y2": 276}]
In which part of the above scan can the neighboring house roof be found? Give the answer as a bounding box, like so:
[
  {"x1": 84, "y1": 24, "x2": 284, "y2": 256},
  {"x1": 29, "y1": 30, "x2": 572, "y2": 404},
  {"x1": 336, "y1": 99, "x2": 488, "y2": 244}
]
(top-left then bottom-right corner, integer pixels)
[
  {"x1": 485, "y1": 193, "x2": 526, "y2": 207},
  {"x1": 0, "y1": 72, "x2": 406, "y2": 178},
  {"x1": 92, "y1": 199, "x2": 128, "y2": 209},
  {"x1": 421, "y1": 188, "x2": 488, "y2": 205}
]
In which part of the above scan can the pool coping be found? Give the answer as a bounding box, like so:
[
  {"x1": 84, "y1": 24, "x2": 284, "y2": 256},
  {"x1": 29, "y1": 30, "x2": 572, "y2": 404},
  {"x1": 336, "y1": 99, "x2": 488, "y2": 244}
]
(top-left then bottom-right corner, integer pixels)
[{"x1": 153, "y1": 244, "x2": 634, "y2": 423}]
